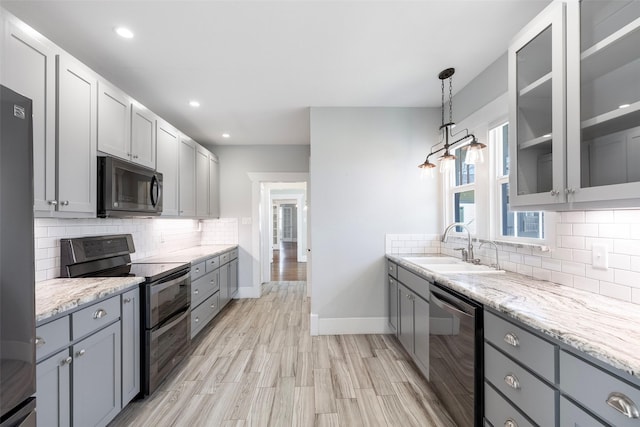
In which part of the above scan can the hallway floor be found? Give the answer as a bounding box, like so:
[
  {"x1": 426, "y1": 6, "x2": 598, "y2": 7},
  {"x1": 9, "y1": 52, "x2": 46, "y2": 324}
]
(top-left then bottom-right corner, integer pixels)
[
  {"x1": 271, "y1": 242, "x2": 306, "y2": 281},
  {"x1": 109, "y1": 282, "x2": 455, "y2": 426}
]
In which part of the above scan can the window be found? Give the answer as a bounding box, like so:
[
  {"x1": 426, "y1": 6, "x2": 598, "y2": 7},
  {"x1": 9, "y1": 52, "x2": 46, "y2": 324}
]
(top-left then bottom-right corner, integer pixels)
[
  {"x1": 493, "y1": 122, "x2": 544, "y2": 240},
  {"x1": 449, "y1": 145, "x2": 476, "y2": 233}
]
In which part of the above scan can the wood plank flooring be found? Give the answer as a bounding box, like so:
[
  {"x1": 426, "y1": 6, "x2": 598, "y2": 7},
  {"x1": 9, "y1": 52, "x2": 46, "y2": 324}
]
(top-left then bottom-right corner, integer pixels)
[
  {"x1": 271, "y1": 243, "x2": 306, "y2": 281},
  {"x1": 109, "y1": 282, "x2": 456, "y2": 427}
]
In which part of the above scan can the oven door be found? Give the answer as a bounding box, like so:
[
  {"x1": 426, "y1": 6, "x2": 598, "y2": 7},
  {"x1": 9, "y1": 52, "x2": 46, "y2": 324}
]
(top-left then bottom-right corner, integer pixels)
[
  {"x1": 145, "y1": 270, "x2": 190, "y2": 329},
  {"x1": 144, "y1": 307, "x2": 190, "y2": 395}
]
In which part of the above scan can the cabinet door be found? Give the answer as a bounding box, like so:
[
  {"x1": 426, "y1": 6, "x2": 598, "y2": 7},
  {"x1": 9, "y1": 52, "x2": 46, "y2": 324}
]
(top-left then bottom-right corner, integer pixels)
[
  {"x1": 195, "y1": 144, "x2": 209, "y2": 217},
  {"x1": 509, "y1": 2, "x2": 566, "y2": 208},
  {"x1": 566, "y1": 0, "x2": 640, "y2": 204},
  {"x1": 121, "y1": 288, "x2": 140, "y2": 407},
  {"x1": 178, "y1": 135, "x2": 196, "y2": 217},
  {"x1": 219, "y1": 262, "x2": 230, "y2": 309},
  {"x1": 72, "y1": 322, "x2": 121, "y2": 427},
  {"x1": 2, "y1": 18, "x2": 58, "y2": 213},
  {"x1": 413, "y1": 294, "x2": 429, "y2": 378},
  {"x1": 398, "y1": 284, "x2": 414, "y2": 354},
  {"x1": 56, "y1": 54, "x2": 97, "y2": 215},
  {"x1": 208, "y1": 153, "x2": 220, "y2": 218},
  {"x1": 156, "y1": 120, "x2": 179, "y2": 216},
  {"x1": 97, "y1": 79, "x2": 130, "y2": 161},
  {"x1": 388, "y1": 277, "x2": 398, "y2": 334},
  {"x1": 36, "y1": 349, "x2": 71, "y2": 427},
  {"x1": 131, "y1": 104, "x2": 156, "y2": 169},
  {"x1": 229, "y1": 258, "x2": 238, "y2": 298},
  {"x1": 560, "y1": 396, "x2": 606, "y2": 427}
]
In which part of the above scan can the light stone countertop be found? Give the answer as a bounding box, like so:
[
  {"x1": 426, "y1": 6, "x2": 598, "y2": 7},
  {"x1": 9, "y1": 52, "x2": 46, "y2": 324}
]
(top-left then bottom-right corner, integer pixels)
[
  {"x1": 138, "y1": 244, "x2": 238, "y2": 265},
  {"x1": 387, "y1": 254, "x2": 640, "y2": 380},
  {"x1": 35, "y1": 277, "x2": 144, "y2": 324}
]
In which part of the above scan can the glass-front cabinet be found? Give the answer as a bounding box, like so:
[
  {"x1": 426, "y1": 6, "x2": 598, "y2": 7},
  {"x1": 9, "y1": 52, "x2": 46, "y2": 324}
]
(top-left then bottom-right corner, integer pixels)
[
  {"x1": 510, "y1": 0, "x2": 640, "y2": 209},
  {"x1": 509, "y1": 2, "x2": 566, "y2": 207},
  {"x1": 567, "y1": 0, "x2": 640, "y2": 205}
]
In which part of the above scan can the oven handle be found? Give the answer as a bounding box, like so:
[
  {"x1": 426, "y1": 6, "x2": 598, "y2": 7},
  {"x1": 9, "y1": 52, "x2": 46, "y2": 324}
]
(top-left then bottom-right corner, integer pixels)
[
  {"x1": 430, "y1": 290, "x2": 474, "y2": 319},
  {"x1": 152, "y1": 271, "x2": 190, "y2": 295},
  {"x1": 152, "y1": 306, "x2": 189, "y2": 338}
]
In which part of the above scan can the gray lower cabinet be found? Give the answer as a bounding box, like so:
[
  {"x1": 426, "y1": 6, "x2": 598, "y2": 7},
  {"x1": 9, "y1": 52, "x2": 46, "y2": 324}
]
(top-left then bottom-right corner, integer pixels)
[
  {"x1": 397, "y1": 281, "x2": 429, "y2": 378},
  {"x1": 388, "y1": 276, "x2": 398, "y2": 334},
  {"x1": 121, "y1": 288, "x2": 140, "y2": 407},
  {"x1": 229, "y1": 258, "x2": 238, "y2": 298},
  {"x1": 484, "y1": 381, "x2": 534, "y2": 427},
  {"x1": 72, "y1": 321, "x2": 121, "y2": 427},
  {"x1": 36, "y1": 349, "x2": 71, "y2": 427},
  {"x1": 560, "y1": 396, "x2": 606, "y2": 427}
]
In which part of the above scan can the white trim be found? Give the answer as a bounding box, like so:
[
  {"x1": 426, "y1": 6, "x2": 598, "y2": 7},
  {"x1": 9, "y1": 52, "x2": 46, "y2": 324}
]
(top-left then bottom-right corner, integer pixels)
[
  {"x1": 235, "y1": 286, "x2": 261, "y2": 299},
  {"x1": 310, "y1": 313, "x2": 319, "y2": 336},
  {"x1": 316, "y1": 316, "x2": 392, "y2": 336}
]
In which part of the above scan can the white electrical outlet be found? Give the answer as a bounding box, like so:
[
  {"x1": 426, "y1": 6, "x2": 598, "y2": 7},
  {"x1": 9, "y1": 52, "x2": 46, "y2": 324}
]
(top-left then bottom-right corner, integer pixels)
[{"x1": 592, "y1": 244, "x2": 608, "y2": 270}]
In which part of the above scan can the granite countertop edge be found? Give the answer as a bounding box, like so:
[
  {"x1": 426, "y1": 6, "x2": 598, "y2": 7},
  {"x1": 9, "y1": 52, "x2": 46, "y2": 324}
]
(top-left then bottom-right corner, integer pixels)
[
  {"x1": 387, "y1": 253, "x2": 640, "y2": 380},
  {"x1": 136, "y1": 244, "x2": 238, "y2": 265}
]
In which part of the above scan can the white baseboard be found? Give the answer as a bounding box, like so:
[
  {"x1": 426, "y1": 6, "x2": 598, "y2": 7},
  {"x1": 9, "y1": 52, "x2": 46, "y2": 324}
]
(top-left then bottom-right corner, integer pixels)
[
  {"x1": 235, "y1": 286, "x2": 261, "y2": 299},
  {"x1": 310, "y1": 315, "x2": 392, "y2": 335}
]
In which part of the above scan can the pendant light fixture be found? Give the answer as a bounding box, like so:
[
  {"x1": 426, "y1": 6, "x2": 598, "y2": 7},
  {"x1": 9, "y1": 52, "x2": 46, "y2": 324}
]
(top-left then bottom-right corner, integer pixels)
[{"x1": 418, "y1": 68, "x2": 486, "y2": 174}]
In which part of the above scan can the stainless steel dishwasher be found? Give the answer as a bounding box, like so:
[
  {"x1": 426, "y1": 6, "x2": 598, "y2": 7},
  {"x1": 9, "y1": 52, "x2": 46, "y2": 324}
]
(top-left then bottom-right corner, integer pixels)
[{"x1": 429, "y1": 282, "x2": 483, "y2": 427}]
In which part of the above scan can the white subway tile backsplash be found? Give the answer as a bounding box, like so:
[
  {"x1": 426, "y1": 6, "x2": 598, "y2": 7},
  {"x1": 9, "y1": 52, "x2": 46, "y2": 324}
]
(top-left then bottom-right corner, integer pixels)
[
  {"x1": 614, "y1": 239, "x2": 640, "y2": 256},
  {"x1": 585, "y1": 265, "x2": 615, "y2": 282},
  {"x1": 599, "y1": 223, "x2": 630, "y2": 239},
  {"x1": 572, "y1": 223, "x2": 598, "y2": 237},
  {"x1": 532, "y1": 268, "x2": 551, "y2": 282},
  {"x1": 561, "y1": 261, "x2": 585, "y2": 277},
  {"x1": 562, "y1": 211, "x2": 585, "y2": 223},
  {"x1": 552, "y1": 247, "x2": 573, "y2": 261},
  {"x1": 599, "y1": 281, "x2": 632, "y2": 302},
  {"x1": 633, "y1": 288, "x2": 640, "y2": 305},
  {"x1": 573, "y1": 277, "x2": 599, "y2": 293},
  {"x1": 614, "y1": 210, "x2": 640, "y2": 224},
  {"x1": 609, "y1": 253, "x2": 631, "y2": 270},
  {"x1": 556, "y1": 223, "x2": 572, "y2": 236},
  {"x1": 551, "y1": 271, "x2": 574, "y2": 287},
  {"x1": 614, "y1": 269, "x2": 640, "y2": 289},
  {"x1": 541, "y1": 257, "x2": 563, "y2": 272},
  {"x1": 561, "y1": 235, "x2": 585, "y2": 250},
  {"x1": 586, "y1": 210, "x2": 613, "y2": 223},
  {"x1": 516, "y1": 264, "x2": 533, "y2": 277},
  {"x1": 572, "y1": 249, "x2": 592, "y2": 265}
]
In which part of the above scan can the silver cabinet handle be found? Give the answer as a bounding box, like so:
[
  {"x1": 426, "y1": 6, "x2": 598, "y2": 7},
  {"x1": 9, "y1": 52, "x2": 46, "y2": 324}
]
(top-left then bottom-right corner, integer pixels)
[
  {"x1": 76, "y1": 349, "x2": 86, "y2": 357},
  {"x1": 565, "y1": 188, "x2": 575, "y2": 195},
  {"x1": 47, "y1": 200, "x2": 58, "y2": 206},
  {"x1": 194, "y1": 289, "x2": 199, "y2": 295},
  {"x1": 503, "y1": 332, "x2": 520, "y2": 347},
  {"x1": 123, "y1": 297, "x2": 132, "y2": 303},
  {"x1": 93, "y1": 308, "x2": 107, "y2": 319},
  {"x1": 606, "y1": 392, "x2": 640, "y2": 419},
  {"x1": 195, "y1": 267, "x2": 200, "y2": 273},
  {"x1": 35, "y1": 336, "x2": 46, "y2": 347},
  {"x1": 195, "y1": 317, "x2": 199, "y2": 323},
  {"x1": 550, "y1": 190, "x2": 560, "y2": 196},
  {"x1": 60, "y1": 356, "x2": 73, "y2": 366},
  {"x1": 211, "y1": 304, "x2": 216, "y2": 309},
  {"x1": 60, "y1": 200, "x2": 69, "y2": 206},
  {"x1": 133, "y1": 155, "x2": 139, "y2": 159},
  {"x1": 504, "y1": 373, "x2": 520, "y2": 390},
  {"x1": 504, "y1": 419, "x2": 518, "y2": 427},
  {"x1": 210, "y1": 280, "x2": 215, "y2": 285}
]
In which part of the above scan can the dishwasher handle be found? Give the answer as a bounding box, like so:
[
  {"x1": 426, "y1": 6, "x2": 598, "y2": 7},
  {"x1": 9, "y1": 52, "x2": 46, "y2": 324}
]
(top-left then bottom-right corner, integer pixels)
[{"x1": 430, "y1": 288, "x2": 476, "y2": 318}]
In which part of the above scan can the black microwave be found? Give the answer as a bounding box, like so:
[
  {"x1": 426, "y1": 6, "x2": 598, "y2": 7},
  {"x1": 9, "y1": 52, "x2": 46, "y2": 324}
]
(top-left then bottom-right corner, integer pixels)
[{"x1": 97, "y1": 156, "x2": 162, "y2": 217}]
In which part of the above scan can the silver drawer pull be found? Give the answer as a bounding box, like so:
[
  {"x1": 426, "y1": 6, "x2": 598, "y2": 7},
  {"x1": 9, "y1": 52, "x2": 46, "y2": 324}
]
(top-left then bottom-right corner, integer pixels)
[
  {"x1": 35, "y1": 336, "x2": 46, "y2": 347},
  {"x1": 76, "y1": 349, "x2": 86, "y2": 357},
  {"x1": 211, "y1": 304, "x2": 216, "y2": 309},
  {"x1": 606, "y1": 392, "x2": 640, "y2": 419},
  {"x1": 195, "y1": 317, "x2": 199, "y2": 323},
  {"x1": 504, "y1": 373, "x2": 520, "y2": 390},
  {"x1": 504, "y1": 419, "x2": 518, "y2": 427},
  {"x1": 194, "y1": 289, "x2": 199, "y2": 294},
  {"x1": 123, "y1": 298, "x2": 132, "y2": 303},
  {"x1": 195, "y1": 267, "x2": 200, "y2": 273},
  {"x1": 504, "y1": 332, "x2": 520, "y2": 347},
  {"x1": 60, "y1": 356, "x2": 72, "y2": 366},
  {"x1": 93, "y1": 308, "x2": 107, "y2": 319}
]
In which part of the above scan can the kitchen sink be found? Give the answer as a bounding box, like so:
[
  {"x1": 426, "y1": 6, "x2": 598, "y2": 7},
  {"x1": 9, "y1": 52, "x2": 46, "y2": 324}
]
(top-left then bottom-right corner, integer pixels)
[
  {"x1": 401, "y1": 256, "x2": 460, "y2": 265},
  {"x1": 401, "y1": 256, "x2": 504, "y2": 274}
]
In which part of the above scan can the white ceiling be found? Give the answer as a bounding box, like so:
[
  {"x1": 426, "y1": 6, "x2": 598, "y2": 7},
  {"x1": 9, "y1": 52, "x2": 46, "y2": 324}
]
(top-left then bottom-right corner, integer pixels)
[{"x1": 3, "y1": 0, "x2": 550, "y2": 147}]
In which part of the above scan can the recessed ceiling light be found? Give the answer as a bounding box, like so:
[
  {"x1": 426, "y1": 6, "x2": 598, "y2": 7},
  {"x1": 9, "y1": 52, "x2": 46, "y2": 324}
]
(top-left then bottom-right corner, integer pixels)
[
  {"x1": 222, "y1": 133, "x2": 231, "y2": 138},
  {"x1": 114, "y1": 27, "x2": 134, "y2": 39},
  {"x1": 619, "y1": 104, "x2": 631, "y2": 109},
  {"x1": 189, "y1": 100, "x2": 200, "y2": 108}
]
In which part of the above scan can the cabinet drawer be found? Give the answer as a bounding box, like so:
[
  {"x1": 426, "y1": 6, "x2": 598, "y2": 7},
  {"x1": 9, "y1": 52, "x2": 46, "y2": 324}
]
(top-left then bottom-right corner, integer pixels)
[
  {"x1": 229, "y1": 248, "x2": 238, "y2": 260},
  {"x1": 72, "y1": 296, "x2": 120, "y2": 339},
  {"x1": 191, "y1": 271, "x2": 219, "y2": 308},
  {"x1": 191, "y1": 292, "x2": 219, "y2": 338},
  {"x1": 484, "y1": 311, "x2": 556, "y2": 382},
  {"x1": 220, "y1": 252, "x2": 230, "y2": 264},
  {"x1": 205, "y1": 256, "x2": 220, "y2": 272},
  {"x1": 485, "y1": 343, "x2": 556, "y2": 427},
  {"x1": 397, "y1": 266, "x2": 430, "y2": 301},
  {"x1": 387, "y1": 260, "x2": 397, "y2": 278},
  {"x1": 560, "y1": 350, "x2": 640, "y2": 427},
  {"x1": 191, "y1": 261, "x2": 206, "y2": 280},
  {"x1": 484, "y1": 382, "x2": 535, "y2": 427},
  {"x1": 560, "y1": 396, "x2": 606, "y2": 427},
  {"x1": 36, "y1": 316, "x2": 70, "y2": 362}
]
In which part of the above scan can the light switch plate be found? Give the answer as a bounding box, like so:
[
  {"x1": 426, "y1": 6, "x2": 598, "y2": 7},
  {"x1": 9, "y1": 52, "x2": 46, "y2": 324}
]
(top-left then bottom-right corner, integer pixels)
[{"x1": 592, "y1": 244, "x2": 608, "y2": 270}]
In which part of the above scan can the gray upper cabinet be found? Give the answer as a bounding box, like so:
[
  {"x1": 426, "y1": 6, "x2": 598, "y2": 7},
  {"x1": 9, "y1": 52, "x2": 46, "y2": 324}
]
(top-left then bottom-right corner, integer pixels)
[
  {"x1": 56, "y1": 54, "x2": 97, "y2": 216},
  {"x1": 208, "y1": 152, "x2": 220, "y2": 218},
  {"x1": 97, "y1": 79, "x2": 131, "y2": 161},
  {"x1": 510, "y1": 0, "x2": 640, "y2": 210},
  {"x1": 121, "y1": 288, "x2": 140, "y2": 408},
  {"x1": 156, "y1": 119, "x2": 180, "y2": 216},
  {"x1": 131, "y1": 103, "x2": 156, "y2": 169},
  {"x1": 179, "y1": 135, "x2": 196, "y2": 217},
  {"x1": 1, "y1": 14, "x2": 58, "y2": 214},
  {"x1": 72, "y1": 321, "x2": 121, "y2": 427},
  {"x1": 196, "y1": 144, "x2": 209, "y2": 217}
]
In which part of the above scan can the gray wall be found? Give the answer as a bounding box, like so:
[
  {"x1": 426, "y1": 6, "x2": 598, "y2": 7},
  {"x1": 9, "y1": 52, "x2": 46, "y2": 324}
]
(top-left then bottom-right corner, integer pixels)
[
  {"x1": 309, "y1": 107, "x2": 440, "y2": 327},
  {"x1": 210, "y1": 145, "x2": 310, "y2": 289}
]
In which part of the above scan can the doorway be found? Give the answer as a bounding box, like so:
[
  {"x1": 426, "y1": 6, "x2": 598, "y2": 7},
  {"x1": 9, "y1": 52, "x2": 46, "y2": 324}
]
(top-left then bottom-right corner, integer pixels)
[{"x1": 270, "y1": 198, "x2": 306, "y2": 281}]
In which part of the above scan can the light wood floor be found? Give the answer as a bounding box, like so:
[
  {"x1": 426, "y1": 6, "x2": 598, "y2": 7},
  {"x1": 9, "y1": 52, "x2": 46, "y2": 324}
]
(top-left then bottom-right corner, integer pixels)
[
  {"x1": 271, "y1": 243, "x2": 306, "y2": 282},
  {"x1": 109, "y1": 282, "x2": 456, "y2": 427}
]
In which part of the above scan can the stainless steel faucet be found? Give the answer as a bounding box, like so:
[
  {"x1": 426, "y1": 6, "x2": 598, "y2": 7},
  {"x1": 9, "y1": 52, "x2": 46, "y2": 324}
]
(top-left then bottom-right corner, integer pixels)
[
  {"x1": 441, "y1": 222, "x2": 475, "y2": 263},
  {"x1": 479, "y1": 241, "x2": 500, "y2": 270}
]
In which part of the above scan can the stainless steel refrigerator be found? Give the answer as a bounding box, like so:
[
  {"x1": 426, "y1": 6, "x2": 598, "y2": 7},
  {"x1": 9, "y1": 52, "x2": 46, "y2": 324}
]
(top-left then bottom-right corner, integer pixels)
[{"x1": 0, "y1": 85, "x2": 36, "y2": 426}]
